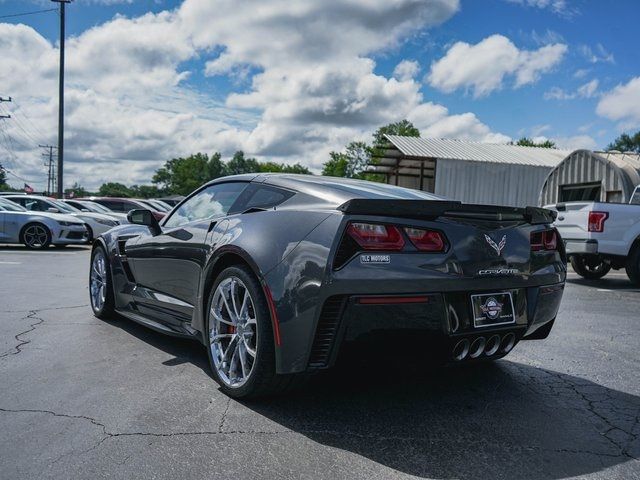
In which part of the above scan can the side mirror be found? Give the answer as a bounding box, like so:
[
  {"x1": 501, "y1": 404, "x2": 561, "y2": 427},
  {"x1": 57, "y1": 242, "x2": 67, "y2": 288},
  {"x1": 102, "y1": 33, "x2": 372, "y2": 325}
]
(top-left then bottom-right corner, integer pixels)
[
  {"x1": 127, "y1": 209, "x2": 161, "y2": 236},
  {"x1": 47, "y1": 207, "x2": 59, "y2": 213}
]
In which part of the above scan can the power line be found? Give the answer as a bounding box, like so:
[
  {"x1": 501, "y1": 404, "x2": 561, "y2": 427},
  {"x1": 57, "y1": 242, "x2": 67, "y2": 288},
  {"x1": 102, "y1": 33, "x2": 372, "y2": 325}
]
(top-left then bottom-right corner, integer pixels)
[
  {"x1": 0, "y1": 104, "x2": 43, "y2": 146},
  {"x1": 0, "y1": 8, "x2": 58, "y2": 20},
  {"x1": 11, "y1": 99, "x2": 49, "y2": 140}
]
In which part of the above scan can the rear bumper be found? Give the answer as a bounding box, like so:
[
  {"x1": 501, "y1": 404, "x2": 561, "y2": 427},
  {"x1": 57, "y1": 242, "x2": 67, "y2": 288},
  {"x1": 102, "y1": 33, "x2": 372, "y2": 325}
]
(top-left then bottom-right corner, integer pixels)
[
  {"x1": 304, "y1": 283, "x2": 564, "y2": 370},
  {"x1": 564, "y1": 239, "x2": 598, "y2": 255}
]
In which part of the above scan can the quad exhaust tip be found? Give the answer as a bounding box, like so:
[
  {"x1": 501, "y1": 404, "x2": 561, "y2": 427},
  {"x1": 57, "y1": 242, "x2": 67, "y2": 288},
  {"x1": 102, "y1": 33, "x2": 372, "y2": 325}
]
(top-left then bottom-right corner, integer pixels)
[
  {"x1": 452, "y1": 333, "x2": 517, "y2": 360},
  {"x1": 469, "y1": 337, "x2": 486, "y2": 359},
  {"x1": 485, "y1": 335, "x2": 501, "y2": 356},
  {"x1": 452, "y1": 339, "x2": 470, "y2": 361},
  {"x1": 500, "y1": 333, "x2": 516, "y2": 353}
]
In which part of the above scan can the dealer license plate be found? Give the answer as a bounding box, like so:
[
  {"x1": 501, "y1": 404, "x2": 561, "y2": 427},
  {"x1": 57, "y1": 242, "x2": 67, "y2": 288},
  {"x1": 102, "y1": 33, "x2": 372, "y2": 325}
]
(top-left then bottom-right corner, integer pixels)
[{"x1": 470, "y1": 292, "x2": 516, "y2": 328}]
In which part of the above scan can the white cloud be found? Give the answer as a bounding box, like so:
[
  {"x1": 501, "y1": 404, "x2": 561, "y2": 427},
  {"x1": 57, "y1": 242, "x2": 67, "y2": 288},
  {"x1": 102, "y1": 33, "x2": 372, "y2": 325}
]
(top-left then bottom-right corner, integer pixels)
[
  {"x1": 573, "y1": 68, "x2": 589, "y2": 79},
  {"x1": 553, "y1": 135, "x2": 597, "y2": 150},
  {"x1": 579, "y1": 44, "x2": 615, "y2": 64},
  {"x1": 504, "y1": 0, "x2": 574, "y2": 16},
  {"x1": 427, "y1": 34, "x2": 567, "y2": 97},
  {"x1": 544, "y1": 79, "x2": 599, "y2": 100},
  {"x1": 527, "y1": 134, "x2": 597, "y2": 150},
  {"x1": 596, "y1": 77, "x2": 640, "y2": 128},
  {"x1": 0, "y1": 0, "x2": 513, "y2": 189},
  {"x1": 407, "y1": 103, "x2": 511, "y2": 143},
  {"x1": 393, "y1": 60, "x2": 420, "y2": 82}
]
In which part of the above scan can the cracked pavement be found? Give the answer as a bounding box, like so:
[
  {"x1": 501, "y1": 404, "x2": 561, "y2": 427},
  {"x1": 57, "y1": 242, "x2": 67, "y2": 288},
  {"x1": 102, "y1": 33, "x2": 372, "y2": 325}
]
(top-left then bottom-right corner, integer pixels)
[{"x1": 0, "y1": 246, "x2": 639, "y2": 479}]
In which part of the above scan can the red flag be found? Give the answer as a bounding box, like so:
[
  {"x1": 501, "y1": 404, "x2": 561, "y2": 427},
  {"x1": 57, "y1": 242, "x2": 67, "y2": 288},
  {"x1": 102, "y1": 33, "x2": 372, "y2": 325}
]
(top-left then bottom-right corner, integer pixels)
[{"x1": 24, "y1": 183, "x2": 34, "y2": 194}]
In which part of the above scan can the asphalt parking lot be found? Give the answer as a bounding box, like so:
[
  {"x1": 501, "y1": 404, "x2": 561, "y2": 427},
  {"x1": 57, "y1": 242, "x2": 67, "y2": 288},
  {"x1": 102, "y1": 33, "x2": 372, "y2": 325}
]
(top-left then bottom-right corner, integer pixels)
[{"x1": 0, "y1": 246, "x2": 639, "y2": 480}]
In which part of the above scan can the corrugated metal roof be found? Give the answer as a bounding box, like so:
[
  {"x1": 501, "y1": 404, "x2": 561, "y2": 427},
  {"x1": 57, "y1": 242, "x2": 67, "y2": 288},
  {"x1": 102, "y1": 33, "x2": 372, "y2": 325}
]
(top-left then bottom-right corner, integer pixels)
[
  {"x1": 593, "y1": 150, "x2": 640, "y2": 170},
  {"x1": 384, "y1": 135, "x2": 571, "y2": 167}
]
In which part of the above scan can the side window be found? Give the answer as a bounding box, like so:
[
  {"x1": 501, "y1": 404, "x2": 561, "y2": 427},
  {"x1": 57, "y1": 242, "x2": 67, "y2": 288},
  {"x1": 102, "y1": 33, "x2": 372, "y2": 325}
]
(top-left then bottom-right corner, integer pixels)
[
  {"x1": 243, "y1": 186, "x2": 293, "y2": 210},
  {"x1": 25, "y1": 199, "x2": 46, "y2": 211},
  {"x1": 164, "y1": 182, "x2": 247, "y2": 228},
  {"x1": 100, "y1": 200, "x2": 123, "y2": 212}
]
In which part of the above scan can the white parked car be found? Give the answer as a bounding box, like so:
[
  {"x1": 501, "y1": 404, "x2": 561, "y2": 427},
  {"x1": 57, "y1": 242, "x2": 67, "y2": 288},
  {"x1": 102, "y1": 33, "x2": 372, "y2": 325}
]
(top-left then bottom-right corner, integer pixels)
[
  {"x1": 546, "y1": 191, "x2": 640, "y2": 284},
  {"x1": 4, "y1": 195, "x2": 121, "y2": 241},
  {"x1": 0, "y1": 197, "x2": 88, "y2": 249}
]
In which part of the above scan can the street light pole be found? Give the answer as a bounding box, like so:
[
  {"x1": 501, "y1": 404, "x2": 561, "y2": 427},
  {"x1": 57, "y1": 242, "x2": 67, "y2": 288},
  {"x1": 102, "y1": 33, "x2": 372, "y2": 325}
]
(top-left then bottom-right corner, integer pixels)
[{"x1": 52, "y1": 0, "x2": 71, "y2": 198}]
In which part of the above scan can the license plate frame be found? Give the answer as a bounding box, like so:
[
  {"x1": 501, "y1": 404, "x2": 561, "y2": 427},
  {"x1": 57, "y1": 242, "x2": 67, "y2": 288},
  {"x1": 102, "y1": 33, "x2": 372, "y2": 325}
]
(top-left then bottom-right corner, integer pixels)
[{"x1": 470, "y1": 292, "x2": 516, "y2": 328}]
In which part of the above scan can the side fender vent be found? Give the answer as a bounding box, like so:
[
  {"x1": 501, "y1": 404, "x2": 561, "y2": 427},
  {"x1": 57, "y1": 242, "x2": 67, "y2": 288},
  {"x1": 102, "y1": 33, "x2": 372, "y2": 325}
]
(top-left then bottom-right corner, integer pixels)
[{"x1": 308, "y1": 296, "x2": 346, "y2": 368}]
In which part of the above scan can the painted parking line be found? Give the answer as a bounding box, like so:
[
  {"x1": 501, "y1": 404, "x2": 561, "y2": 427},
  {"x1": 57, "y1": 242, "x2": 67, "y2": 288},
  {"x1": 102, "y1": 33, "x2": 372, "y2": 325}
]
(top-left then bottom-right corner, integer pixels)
[
  {"x1": 597, "y1": 288, "x2": 640, "y2": 293},
  {"x1": 0, "y1": 261, "x2": 21, "y2": 265}
]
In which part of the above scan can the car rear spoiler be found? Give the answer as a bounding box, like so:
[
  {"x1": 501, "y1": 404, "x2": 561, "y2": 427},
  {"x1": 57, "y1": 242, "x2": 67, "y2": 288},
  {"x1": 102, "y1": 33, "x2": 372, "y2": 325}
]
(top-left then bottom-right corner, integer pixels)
[{"x1": 337, "y1": 199, "x2": 557, "y2": 225}]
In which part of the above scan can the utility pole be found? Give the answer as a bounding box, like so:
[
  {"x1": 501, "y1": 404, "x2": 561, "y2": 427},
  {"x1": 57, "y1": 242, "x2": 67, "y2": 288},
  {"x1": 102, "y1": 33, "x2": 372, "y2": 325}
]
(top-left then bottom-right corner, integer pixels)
[
  {"x1": 0, "y1": 96, "x2": 11, "y2": 119},
  {"x1": 40, "y1": 145, "x2": 56, "y2": 195},
  {"x1": 52, "y1": 0, "x2": 72, "y2": 198}
]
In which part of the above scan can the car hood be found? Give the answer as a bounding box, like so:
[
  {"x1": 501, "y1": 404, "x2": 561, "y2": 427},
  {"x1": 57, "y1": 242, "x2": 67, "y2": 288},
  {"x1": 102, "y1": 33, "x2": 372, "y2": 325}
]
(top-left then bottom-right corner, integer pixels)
[
  {"x1": 69, "y1": 212, "x2": 118, "y2": 222},
  {"x1": 25, "y1": 211, "x2": 83, "y2": 224}
]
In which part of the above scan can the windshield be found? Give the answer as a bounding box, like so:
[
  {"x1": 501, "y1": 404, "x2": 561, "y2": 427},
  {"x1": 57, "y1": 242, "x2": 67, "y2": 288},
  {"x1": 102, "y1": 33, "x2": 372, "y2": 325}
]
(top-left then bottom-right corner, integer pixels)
[
  {"x1": 53, "y1": 200, "x2": 79, "y2": 213},
  {"x1": 81, "y1": 201, "x2": 112, "y2": 213},
  {"x1": 0, "y1": 198, "x2": 27, "y2": 212}
]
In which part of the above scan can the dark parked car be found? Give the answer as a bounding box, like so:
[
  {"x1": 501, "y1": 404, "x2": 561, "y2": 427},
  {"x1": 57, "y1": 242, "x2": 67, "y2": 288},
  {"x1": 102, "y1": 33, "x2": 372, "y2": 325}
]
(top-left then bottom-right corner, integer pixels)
[{"x1": 89, "y1": 174, "x2": 566, "y2": 398}]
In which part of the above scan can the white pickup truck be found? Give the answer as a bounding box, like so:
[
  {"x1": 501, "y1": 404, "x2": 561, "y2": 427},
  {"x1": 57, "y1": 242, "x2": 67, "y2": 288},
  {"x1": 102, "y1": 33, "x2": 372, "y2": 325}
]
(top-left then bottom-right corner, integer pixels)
[{"x1": 546, "y1": 192, "x2": 640, "y2": 284}]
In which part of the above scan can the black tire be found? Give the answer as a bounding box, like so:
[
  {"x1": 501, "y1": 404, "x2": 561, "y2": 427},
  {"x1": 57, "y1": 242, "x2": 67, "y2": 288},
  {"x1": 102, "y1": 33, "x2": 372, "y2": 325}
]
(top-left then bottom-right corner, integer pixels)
[
  {"x1": 86, "y1": 225, "x2": 94, "y2": 243},
  {"x1": 20, "y1": 222, "x2": 52, "y2": 249},
  {"x1": 570, "y1": 255, "x2": 611, "y2": 280},
  {"x1": 89, "y1": 245, "x2": 116, "y2": 319},
  {"x1": 205, "y1": 265, "x2": 298, "y2": 398},
  {"x1": 625, "y1": 246, "x2": 640, "y2": 286}
]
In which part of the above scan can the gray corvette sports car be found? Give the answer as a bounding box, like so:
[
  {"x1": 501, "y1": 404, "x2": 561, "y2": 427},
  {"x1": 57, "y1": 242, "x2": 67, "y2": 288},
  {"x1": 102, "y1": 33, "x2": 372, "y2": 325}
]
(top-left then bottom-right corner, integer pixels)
[{"x1": 90, "y1": 174, "x2": 566, "y2": 397}]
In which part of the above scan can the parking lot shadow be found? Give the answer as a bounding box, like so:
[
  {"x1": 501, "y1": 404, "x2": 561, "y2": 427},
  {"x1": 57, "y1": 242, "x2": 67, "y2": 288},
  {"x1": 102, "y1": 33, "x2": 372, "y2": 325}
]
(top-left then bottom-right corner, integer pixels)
[
  {"x1": 239, "y1": 351, "x2": 639, "y2": 479},
  {"x1": 109, "y1": 319, "x2": 639, "y2": 479}
]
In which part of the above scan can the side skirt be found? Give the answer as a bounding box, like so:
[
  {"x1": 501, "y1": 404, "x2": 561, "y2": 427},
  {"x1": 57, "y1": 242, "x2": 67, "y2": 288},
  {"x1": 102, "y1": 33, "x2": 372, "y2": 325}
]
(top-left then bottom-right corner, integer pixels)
[{"x1": 116, "y1": 309, "x2": 199, "y2": 341}]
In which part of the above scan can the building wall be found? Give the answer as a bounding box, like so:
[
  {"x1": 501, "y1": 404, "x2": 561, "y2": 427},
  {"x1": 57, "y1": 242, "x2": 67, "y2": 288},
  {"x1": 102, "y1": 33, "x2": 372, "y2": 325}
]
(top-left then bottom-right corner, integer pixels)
[
  {"x1": 433, "y1": 159, "x2": 553, "y2": 207},
  {"x1": 539, "y1": 150, "x2": 633, "y2": 205}
]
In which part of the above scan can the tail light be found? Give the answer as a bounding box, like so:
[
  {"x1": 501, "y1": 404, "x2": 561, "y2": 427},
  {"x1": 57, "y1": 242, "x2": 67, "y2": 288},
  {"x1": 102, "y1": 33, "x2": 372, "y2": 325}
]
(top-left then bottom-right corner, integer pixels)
[
  {"x1": 346, "y1": 222, "x2": 404, "y2": 250},
  {"x1": 531, "y1": 229, "x2": 558, "y2": 251},
  {"x1": 588, "y1": 211, "x2": 608, "y2": 232},
  {"x1": 404, "y1": 227, "x2": 446, "y2": 252}
]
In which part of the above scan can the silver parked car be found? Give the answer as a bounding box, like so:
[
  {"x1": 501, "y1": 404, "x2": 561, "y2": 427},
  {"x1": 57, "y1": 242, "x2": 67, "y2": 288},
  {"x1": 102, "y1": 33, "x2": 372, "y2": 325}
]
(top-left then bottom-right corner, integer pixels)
[
  {"x1": 62, "y1": 199, "x2": 129, "y2": 224},
  {"x1": 0, "y1": 197, "x2": 88, "y2": 249},
  {"x1": 4, "y1": 195, "x2": 120, "y2": 241}
]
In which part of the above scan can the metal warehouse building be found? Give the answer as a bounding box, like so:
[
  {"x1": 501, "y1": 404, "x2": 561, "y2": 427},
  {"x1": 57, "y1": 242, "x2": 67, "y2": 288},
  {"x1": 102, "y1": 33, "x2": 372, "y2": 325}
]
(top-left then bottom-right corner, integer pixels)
[
  {"x1": 369, "y1": 136, "x2": 570, "y2": 207},
  {"x1": 539, "y1": 150, "x2": 640, "y2": 205}
]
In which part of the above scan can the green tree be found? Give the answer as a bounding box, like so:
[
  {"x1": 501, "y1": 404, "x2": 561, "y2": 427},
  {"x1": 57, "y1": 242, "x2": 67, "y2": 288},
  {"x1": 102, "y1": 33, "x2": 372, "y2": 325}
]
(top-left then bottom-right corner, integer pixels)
[
  {"x1": 65, "y1": 182, "x2": 88, "y2": 198},
  {"x1": 323, "y1": 141, "x2": 376, "y2": 179},
  {"x1": 152, "y1": 153, "x2": 220, "y2": 195},
  {"x1": 98, "y1": 182, "x2": 133, "y2": 197},
  {"x1": 607, "y1": 131, "x2": 640, "y2": 153},
  {"x1": 207, "y1": 152, "x2": 228, "y2": 179},
  {"x1": 226, "y1": 151, "x2": 261, "y2": 175},
  {"x1": 372, "y1": 119, "x2": 420, "y2": 148},
  {"x1": 514, "y1": 137, "x2": 556, "y2": 148},
  {"x1": 259, "y1": 161, "x2": 311, "y2": 174},
  {"x1": 0, "y1": 165, "x2": 9, "y2": 190},
  {"x1": 130, "y1": 184, "x2": 162, "y2": 199},
  {"x1": 322, "y1": 152, "x2": 349, "y2": 177}
]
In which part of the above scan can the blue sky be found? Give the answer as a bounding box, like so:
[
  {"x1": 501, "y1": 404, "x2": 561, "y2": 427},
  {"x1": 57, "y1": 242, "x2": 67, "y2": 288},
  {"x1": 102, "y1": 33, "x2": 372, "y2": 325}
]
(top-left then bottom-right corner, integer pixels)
[{"x1": 0, "y1": 0, "x2": 638, "y2": 189}]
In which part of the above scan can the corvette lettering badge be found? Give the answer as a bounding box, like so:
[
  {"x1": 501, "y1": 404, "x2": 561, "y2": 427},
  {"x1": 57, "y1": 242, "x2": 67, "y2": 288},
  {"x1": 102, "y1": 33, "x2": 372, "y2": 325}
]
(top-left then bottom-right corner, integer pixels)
[{"x1": 485, "y1": 234, "x2": 507, "y2": 256}]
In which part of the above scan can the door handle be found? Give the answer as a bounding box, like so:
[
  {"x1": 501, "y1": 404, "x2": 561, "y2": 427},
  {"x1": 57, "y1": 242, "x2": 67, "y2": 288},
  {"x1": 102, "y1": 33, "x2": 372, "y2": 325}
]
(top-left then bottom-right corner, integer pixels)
[{"x1": 558, "y1": 216, "x2": 564, "y2": 221}]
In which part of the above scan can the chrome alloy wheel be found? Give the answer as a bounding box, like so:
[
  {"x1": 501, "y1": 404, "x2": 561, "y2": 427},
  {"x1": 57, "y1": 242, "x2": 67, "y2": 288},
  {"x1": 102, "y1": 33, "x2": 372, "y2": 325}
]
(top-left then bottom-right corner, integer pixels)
[
  {"x1": 23, "y1": 224, "x2": 49, "y2": 248},
  {"x1": 209, "y1": 277, "x2": 257, "y2": 388},
  {"x1": 90, "y1": 250, "x2": 107, "y2": 312}
]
